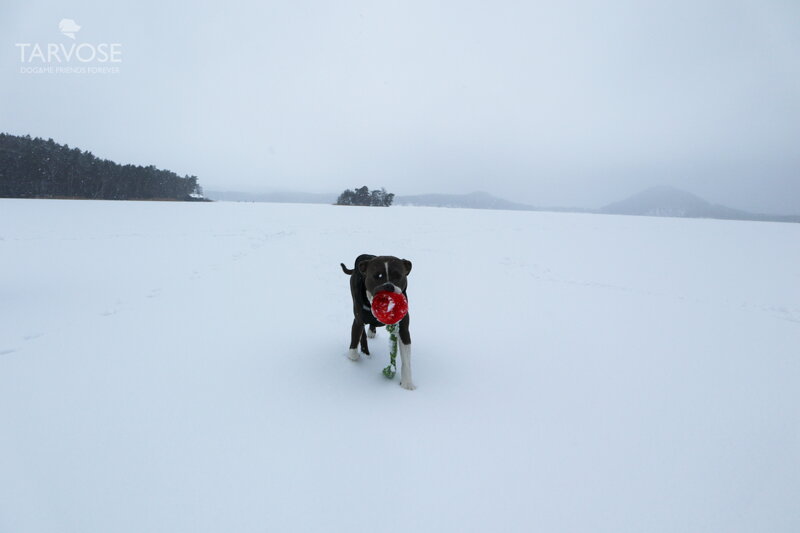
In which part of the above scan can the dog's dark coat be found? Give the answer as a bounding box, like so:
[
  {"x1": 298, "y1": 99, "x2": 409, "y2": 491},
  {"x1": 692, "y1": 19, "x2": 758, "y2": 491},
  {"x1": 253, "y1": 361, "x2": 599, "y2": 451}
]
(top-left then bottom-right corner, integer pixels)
[
  {"x1": 340, "y1": 254, "x2": 412, "y2": 357},
  {"x1": 341, "y1": 254, "x2": 385, "y2": 332}
]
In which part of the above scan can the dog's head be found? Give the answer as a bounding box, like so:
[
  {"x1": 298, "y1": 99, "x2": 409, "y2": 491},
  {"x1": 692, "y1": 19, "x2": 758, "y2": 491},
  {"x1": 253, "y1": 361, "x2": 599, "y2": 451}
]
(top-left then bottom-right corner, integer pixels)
[{"x1": 358, "y1": 255, "x2": 412, "y2": 303}]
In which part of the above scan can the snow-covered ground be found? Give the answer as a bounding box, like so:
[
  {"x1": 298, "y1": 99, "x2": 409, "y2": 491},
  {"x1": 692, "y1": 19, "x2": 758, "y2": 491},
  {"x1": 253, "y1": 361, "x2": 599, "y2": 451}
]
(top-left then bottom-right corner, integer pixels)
[{"x1": 1, "y1": 198, "x2": 799, "y2": 532}]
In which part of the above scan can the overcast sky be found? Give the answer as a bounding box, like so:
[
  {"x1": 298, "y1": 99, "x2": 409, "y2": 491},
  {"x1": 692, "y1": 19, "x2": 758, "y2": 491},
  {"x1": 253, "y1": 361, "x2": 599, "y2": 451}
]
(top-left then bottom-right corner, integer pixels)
[{"x1": 2, "y1": 1, "x2": 799, "y2": 213}]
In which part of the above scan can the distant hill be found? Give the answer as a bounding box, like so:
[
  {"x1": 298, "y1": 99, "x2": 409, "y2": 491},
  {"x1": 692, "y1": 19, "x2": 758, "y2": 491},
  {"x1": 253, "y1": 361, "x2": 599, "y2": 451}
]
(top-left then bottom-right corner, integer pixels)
[
  {"x1": 395, "y1": 191, "x2": 535, "y2": 210},
  {"x1": 601, "y1": 186, "x2": 748, "y2": 219},
  {"x1": 602, "y1": 186, "x2": 800, "y2": 223},
  {"x1": 395, "y1": 191, "x2": 592, "y2": 213}
]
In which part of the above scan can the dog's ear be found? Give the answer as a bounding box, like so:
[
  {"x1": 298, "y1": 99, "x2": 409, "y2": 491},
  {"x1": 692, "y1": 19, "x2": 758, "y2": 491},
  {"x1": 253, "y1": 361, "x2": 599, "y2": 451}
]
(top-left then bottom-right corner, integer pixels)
[
  {"x1": 402, "y1": 259, "x2": 412, "y2": 275},
  {"x1": 357, "y1": 259, "x2": 371, "y2": 274}
]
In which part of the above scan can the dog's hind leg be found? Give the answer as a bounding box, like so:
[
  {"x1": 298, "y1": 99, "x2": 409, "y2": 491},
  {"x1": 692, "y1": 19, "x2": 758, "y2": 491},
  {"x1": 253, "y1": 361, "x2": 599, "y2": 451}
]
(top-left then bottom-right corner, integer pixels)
[{"x1": 348, "y1": 319, "x2": 363, "y2": 361}]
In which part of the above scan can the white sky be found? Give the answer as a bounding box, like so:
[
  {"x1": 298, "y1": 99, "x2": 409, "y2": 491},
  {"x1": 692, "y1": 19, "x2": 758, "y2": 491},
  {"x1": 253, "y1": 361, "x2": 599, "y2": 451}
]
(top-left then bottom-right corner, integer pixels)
[{"x1": 2, "y1": 0, "x2": 799, "y2": 213}]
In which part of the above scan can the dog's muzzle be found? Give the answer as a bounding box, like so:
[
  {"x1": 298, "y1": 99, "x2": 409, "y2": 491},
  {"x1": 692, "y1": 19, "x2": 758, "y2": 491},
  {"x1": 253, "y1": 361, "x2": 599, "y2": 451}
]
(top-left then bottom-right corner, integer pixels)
[
  {"x1": 376, "y1": 283, "x2": 401, "y2": 294},
  {"x1": 367, "y1": 283, "x2": 402, "y2": 303}
]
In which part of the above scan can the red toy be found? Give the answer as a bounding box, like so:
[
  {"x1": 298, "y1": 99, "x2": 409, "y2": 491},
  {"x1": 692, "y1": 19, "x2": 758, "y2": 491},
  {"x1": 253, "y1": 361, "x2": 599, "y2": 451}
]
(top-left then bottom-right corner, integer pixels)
[{"x1": 371, "y1": 291, "x2": 408, "y2": 325}]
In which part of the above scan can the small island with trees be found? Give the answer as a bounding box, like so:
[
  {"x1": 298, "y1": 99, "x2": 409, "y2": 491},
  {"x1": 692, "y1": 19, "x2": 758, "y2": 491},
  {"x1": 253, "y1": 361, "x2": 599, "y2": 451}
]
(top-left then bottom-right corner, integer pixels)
[{"x1": 336, "y1": 186, "x2": 394, "y2": 207}]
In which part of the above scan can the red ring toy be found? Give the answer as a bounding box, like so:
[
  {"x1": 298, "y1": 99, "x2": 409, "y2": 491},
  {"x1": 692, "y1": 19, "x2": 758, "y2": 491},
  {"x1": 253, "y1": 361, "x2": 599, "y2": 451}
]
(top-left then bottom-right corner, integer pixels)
[{"x1": 371, "y1": 291, "x2": 408, "y2": 325}]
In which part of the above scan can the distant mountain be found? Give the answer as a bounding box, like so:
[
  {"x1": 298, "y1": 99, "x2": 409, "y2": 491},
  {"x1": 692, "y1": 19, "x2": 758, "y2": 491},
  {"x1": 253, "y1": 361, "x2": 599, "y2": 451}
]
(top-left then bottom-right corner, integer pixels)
[
  {"x1": 206, "y1": 190, "x2": 337, "y2": 204},
  {"x1": 602, "y1": 186, "x2": 747, "y2": 219},
  {"x1": 395, "y1": 191, "x2": 535, "y2": 210},
  {"x1": 602, "y1": 186, "x2": 800, "y2": 223}
]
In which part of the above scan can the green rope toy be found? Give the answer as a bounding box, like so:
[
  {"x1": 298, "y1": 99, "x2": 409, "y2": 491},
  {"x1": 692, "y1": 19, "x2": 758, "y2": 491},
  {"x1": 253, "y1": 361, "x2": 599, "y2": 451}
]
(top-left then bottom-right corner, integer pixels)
[{"x1": 382, "y1": 323, "x2": 398, "y2": 379}]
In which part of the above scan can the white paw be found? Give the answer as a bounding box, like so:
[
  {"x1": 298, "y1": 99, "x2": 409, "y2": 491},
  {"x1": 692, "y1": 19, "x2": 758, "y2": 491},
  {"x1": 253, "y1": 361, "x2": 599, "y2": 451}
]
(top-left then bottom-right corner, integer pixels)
[
  {"x1": 347, "y1": 349, "x2": 360, "y2": 361},
  {"x1": 366, "y1": 329, "x2": 376, "y2": 339},
  {"x1": 400, "y1": 380, "x2": 416, "y2": 391}
]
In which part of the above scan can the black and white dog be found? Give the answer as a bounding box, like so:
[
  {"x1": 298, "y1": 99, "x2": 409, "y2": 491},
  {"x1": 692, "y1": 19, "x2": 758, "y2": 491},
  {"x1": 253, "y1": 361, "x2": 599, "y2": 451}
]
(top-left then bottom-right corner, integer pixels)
[{"x1": 340, "y1": 254, "x2": 415, "y2": 390}]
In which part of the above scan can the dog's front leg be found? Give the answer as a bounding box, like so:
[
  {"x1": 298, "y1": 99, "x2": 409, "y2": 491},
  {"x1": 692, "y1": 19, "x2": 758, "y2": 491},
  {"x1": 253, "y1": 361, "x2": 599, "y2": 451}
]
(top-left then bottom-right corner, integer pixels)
[
  {"x1": 348, "y1": 318, "x2": 363, "y2": 361},
  {"x1": 359, "y1": 325, "x2": 370, "y2": 355},
  {"x1": 398, "y1": 314, "x2": 415, "y2": 390}
]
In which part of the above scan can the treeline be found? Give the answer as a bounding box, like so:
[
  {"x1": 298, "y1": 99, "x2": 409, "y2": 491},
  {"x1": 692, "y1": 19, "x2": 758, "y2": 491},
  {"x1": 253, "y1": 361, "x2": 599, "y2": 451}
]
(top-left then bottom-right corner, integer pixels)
[
  {"x1": 0, "y1": 133, "x2": 204, "y2": 201},
  {"x1": 336, "y1": 186, "x2": 394, "y2": 207}
]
